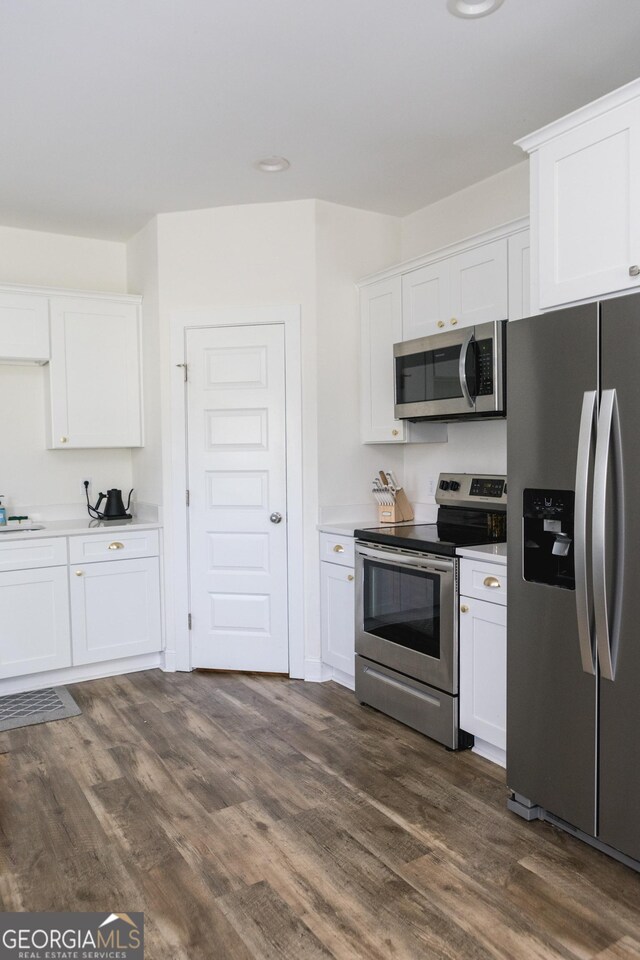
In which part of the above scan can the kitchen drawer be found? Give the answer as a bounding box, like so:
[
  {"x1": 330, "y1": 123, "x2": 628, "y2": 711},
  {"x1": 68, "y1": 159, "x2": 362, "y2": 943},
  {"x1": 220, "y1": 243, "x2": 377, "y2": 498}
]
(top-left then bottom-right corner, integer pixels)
[
  {"x1": 320, "y1": 532, "x2": 355, "y2": 568},
  {"x1": 0, "y1": 536, "x2": 67, "y2": 573},
  {"x1": 460, "y1": 558, "x2": 507, "y2": 605},
  {"x1": 68, "y1": 529, "x2": 160, "y2": 564}
]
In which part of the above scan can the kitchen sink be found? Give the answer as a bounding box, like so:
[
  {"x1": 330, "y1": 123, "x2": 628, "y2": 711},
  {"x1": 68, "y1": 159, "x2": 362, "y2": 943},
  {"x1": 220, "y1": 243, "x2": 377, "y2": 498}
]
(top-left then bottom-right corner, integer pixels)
[{"x1": 0, "y1": 524, "x2": 45, "y2": 534}]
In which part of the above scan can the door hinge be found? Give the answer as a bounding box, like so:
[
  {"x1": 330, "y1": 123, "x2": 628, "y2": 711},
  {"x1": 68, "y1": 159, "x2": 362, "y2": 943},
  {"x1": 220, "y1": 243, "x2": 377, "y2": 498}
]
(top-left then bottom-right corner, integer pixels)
[
  {"x1": 186, "y1": 489, "x2": 190, "y2": 506},
  {"x1": 188, "y1": 613, "x2": 192, "y2": 630},
  {"x1": 176, "y1": 362, "x2": 188, "y2": 382}
]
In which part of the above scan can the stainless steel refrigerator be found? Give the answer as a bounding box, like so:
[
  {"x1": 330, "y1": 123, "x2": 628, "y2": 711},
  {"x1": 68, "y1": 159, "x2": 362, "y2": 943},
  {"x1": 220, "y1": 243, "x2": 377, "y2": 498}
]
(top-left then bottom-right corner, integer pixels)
[{"x1": 507, "y1": 291, "x2": 640, "y2": 870}]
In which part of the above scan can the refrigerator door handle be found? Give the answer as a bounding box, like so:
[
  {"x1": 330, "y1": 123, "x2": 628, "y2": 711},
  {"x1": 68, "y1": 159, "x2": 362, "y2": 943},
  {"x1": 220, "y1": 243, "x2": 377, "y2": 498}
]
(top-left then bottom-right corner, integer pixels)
[
  {"x1": 458, "y1": 329, "x2": 475, "y2": 408},
  {"x1": 575, "y1": 390, "x2": 597, "y2": 675},
  {"x1": 593, "y1": 388, "x2": 625, "y2": 682}
]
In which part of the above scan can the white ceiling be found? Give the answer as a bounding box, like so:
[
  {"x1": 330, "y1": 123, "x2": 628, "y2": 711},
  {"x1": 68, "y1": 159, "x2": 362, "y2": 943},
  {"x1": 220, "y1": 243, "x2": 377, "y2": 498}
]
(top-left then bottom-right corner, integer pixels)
[{"x1": 1, "y1": 0, "x2": 640, "y2": 241}]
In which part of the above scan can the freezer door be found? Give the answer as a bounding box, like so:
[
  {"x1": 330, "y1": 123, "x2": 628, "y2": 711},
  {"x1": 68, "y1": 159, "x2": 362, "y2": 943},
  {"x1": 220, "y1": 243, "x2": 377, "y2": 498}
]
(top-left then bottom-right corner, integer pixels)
[
  {"x1": 507, "y1": 304, "x2": 598, "y2": 836},
  {"x1": 598, "y1": 292, "x2": 640, "y2": 861}
]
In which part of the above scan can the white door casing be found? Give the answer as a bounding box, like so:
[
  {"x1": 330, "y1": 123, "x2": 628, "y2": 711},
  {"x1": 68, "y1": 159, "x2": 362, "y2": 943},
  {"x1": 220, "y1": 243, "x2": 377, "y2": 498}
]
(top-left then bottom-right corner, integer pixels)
[{"x1": 187, "y1": 323, "x2": 289, "y2": 672}]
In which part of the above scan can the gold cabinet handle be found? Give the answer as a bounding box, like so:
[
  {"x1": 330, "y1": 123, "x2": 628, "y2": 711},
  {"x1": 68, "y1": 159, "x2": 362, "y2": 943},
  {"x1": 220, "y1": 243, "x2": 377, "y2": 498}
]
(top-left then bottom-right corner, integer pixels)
[
  {"x1": 108, "y1": 541, "x2": 125, "y2": 550},
  {"x1": 460, "y1": 604, "x2": 469, "y2": 613},
  {"x1": 60, "y1": 437, "x2": 68, "y2": 443},
  {"x1": 391, "y1": 429, "x2": 399, "y2": 436},
  {"x1": 437, "y1": 320, "x2": 445, "y2": 329},
  {"x1": 450, "y1": 317, "x2": 458, "y2": 326},
  {"x1": 333, "y1": 544, "x2": 345, "y2": 553},
  {"x1": 75, "y1": 569, "x2": 83, "y2": 576},
  {"x1": 483, "y1": 576, "x2": 501, "y2": 588},
  {"x1": 347, "y1": 574, "x2": 354, "y2": 582}
]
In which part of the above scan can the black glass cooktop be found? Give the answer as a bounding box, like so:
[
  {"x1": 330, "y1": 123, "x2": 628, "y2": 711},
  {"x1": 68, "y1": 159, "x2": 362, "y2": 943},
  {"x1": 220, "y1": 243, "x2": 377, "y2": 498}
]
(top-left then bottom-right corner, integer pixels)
[{"x1": 354, "y1": 522, "x2": 505, "y2": 557}]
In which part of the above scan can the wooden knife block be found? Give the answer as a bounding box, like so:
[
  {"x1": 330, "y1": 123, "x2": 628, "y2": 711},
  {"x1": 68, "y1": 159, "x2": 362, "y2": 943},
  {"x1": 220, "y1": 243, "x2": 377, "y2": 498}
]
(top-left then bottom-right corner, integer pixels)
[{"x1": 378, "y1": 488, "x2": 414, "y2": 523}]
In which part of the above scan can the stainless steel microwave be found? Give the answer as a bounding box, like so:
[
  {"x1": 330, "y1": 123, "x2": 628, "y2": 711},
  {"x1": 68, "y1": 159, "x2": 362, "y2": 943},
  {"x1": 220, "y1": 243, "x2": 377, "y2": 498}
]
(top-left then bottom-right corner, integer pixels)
[{"x1": 393, "y1": 319, "x2": 507, "y2": 422}]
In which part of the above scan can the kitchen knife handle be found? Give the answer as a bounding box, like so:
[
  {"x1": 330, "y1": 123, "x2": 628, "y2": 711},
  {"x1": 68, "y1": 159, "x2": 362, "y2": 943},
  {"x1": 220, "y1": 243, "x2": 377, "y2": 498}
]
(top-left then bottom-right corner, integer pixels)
[
  {"x1": 593, "y1": 389, "x2": 624, "y2": 682},
  {"x1": 575, "y1": 391, "x2": 597, "y2": 676}
]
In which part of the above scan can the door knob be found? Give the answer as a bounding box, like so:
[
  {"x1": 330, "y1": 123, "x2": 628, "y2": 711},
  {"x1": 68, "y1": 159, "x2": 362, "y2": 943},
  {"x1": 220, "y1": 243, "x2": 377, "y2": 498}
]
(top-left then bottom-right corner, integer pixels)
[
  {"x1": 270, "y1": 512, "x2": 283, "y2": 524},
  {"x1": 75, "y1": 570, "x2": 83, "y2": 576},
  {"x1": 460, "y1": 604, "x2": 469, "y2": 613}
]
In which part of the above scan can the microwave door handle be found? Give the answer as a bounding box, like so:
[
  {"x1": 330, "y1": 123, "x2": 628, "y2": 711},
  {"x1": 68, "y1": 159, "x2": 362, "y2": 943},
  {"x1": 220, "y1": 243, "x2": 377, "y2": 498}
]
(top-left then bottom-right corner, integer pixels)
[{"x1": 459, "y1": 330, "x2": 475, "y2": 408}]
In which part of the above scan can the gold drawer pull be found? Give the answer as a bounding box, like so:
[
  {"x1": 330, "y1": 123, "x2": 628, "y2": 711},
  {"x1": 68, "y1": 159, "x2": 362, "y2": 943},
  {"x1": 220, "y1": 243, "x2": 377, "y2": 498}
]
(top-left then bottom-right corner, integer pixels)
[
  {"x1": 437, "y1": 320, "x2": 445, "y2": 329},
  {"x1": 333, "y1": 544, "x2": 345, "y2": 553},
  {"x1": 347, "y1": 574, "x2": 354, "y2": 582},
  {"x1": 60, "y1": 436, "x2": 68, "y2": 443},
  {"x1": 483, "y1": 576, "x2": 501, "y2": 588},
  {"x1": 75, "y1": 569, "x2": 83, "y2": 576},
  {"x1": 108, "y1": 541, "x2": 125, "y2": 550}
]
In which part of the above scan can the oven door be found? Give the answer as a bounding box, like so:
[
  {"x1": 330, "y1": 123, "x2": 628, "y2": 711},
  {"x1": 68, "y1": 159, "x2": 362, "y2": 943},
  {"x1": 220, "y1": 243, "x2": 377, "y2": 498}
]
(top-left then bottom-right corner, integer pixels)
[{"x1": 355, "y1": 543, "x2": 457, "y2": 694}]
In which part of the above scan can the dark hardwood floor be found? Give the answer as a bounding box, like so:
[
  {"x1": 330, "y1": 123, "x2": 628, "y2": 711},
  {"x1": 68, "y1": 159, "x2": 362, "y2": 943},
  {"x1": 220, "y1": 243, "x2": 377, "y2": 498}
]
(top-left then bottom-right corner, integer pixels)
[{"x1": 0, "y1": 669, "x2": 639, "y2": 959}]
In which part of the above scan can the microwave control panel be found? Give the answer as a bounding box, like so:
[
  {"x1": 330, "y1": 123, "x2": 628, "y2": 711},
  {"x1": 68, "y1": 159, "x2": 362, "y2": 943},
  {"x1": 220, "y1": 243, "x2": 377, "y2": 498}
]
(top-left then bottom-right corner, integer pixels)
[{"x1": 476, "y1": 339, "x2": 495, "y2": 396}]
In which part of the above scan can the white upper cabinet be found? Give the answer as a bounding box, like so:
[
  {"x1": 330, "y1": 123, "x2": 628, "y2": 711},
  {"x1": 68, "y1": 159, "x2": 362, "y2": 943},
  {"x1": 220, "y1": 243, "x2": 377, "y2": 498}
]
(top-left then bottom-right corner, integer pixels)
[
  {"x1": 518, "y1": 80, "x2": 640, "y2": 309},
  {"x1": 359, "y1": 221, "x2": 526, "y2": 444},
  {"x1": 402, "y1": 261, "x2": 451, "y2": 339},
  {"x1": 449, "y1": 239, "x2": 508, "y2": 328},
  {"x1": 402, "y1": 239, "x2": 508, "y2": 338},
  {"x1": 0, "y1": 292, "x2": 49, "y2": 362},
  {"x1": 47, "y1": 296, "x2": 143, "y2": 448}
]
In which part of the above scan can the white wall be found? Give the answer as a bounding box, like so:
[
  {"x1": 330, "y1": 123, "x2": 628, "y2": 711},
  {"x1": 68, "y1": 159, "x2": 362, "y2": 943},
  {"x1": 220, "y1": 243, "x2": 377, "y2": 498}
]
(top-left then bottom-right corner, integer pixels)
[
  {"x1": 127, "y1": 218, "x2": 163, "y2": 508},
  {"x1": 399, "y1": 163, "x2": 529, "y2": 501},
  {"x1": 153, "y1": 200, "x2": 321, "y2": 671},
  {"x1": 0, "y1": 225, "x2": 132, "y2": 515},
  {"x1": 401, "y1": 162, "x2": 529, "y2": 261},
  {"x1": 315, "y1": 200, "x2": 402, "y2": 510}
]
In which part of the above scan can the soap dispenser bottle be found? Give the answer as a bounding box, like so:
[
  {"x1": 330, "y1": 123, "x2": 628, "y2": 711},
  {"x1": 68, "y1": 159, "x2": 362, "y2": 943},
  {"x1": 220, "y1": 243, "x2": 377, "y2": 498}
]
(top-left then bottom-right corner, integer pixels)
[{"x1": 0, "y1": 497, "x2": 6, "y2": 526}]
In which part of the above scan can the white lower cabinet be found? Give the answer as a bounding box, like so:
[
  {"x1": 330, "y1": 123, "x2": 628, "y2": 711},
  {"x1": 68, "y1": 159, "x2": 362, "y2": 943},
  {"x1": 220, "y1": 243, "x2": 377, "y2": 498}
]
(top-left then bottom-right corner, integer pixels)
[
  {"x1": 320, "y1": 532, "x2": 355, "y2": 681},
  {"x1": 0, "y1": 528, "x2": 162, "y2": 683},
  {"x1": 70, "y1": 556, "x2": 161, "y2": 665},
  {"x1": 459, "y1": 557, "x2": 507, "y2": 766},
  {"x1": 0, "y1": 565, "x2": 71, "y2": 678}
]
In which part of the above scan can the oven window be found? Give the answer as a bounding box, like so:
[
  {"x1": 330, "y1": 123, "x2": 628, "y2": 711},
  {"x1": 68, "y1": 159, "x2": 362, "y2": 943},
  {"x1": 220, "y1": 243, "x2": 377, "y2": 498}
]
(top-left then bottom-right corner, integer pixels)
[{"x1": 363, "y1": 559, "x2": 441, "y2": 660}]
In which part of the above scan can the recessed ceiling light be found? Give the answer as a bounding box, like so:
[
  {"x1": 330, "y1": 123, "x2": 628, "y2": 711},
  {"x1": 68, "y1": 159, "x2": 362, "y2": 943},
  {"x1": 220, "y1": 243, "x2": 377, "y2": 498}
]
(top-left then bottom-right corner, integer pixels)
[
  {"x1": 255, "y1": 156, "x2": 290, "y2": 173},
  {"x1": 447, "y1": 0, "x2": 505, "y2": 18}
]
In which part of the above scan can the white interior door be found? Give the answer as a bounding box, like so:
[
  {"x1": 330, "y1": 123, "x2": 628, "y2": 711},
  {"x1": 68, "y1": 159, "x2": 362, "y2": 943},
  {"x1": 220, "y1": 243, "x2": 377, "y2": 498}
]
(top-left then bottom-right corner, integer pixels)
[{"x1": 187, "y1": 324, "x2": 289, "y2": 672}]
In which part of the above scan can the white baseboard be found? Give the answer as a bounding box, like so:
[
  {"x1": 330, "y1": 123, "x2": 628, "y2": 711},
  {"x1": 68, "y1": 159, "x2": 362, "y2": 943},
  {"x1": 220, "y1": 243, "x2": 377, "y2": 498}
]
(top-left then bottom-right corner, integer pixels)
[
  {"x1": 303, "y1": 658, "x2": 332, "y2": 682},
  {"x1": 0, "y1": 653, "x2": 163, "y2": 697},
  {"x1": 472, "y1": 738, "x2": 506, "y2": 768},
  {"x1": 162, "y1": 650, "x2": 177, "y2": 672},
  {"x1": 327, "y1": 666, "x2": 355, "y2": 690}
]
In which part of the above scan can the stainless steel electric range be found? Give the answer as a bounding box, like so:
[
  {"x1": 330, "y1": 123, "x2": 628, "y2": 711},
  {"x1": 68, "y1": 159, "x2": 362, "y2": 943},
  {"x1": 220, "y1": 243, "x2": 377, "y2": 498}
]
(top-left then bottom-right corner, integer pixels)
[{"x1": 354, "y1": 473, "x2": 507, "y2": 749}]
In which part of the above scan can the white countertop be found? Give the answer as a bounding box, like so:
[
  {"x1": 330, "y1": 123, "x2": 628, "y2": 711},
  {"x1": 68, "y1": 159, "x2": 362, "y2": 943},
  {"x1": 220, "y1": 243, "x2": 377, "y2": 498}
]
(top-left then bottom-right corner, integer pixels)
[
  {"x1": 318, "y1": 520, "x2": 387, "y2": 536},
  {"x1": 457, "y1": 543, "x2": 507, "y2": 564},
  {"x1": 0, "y1": 517, "x2": 161, "y2": 542}
]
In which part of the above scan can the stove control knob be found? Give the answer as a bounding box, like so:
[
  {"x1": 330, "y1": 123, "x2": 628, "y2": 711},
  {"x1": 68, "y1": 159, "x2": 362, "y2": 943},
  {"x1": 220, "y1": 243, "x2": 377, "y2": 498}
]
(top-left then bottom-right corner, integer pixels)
[
  {"x1": 439, "y1": 480, "x2": 450, "y2": 491},
  {"x1": 449, "y1": 481, "x2": 460, "y2": 492}
]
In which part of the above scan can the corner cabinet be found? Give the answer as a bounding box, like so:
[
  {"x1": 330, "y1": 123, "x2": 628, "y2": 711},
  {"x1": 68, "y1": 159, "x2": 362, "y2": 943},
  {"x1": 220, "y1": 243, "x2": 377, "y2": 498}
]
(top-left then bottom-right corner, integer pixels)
[
  {"x1": 46, "y1": 296, "x2": 143, "y2": 448},
  {"x1": 0, "y1": 528, "x2": 162, "y2": 686},
  {"x1": 518, "y1": 79, "x2": 640, "y2": 309},
  {"x1": 358, "y1": 220, "x2": 528, "y2": 444}
]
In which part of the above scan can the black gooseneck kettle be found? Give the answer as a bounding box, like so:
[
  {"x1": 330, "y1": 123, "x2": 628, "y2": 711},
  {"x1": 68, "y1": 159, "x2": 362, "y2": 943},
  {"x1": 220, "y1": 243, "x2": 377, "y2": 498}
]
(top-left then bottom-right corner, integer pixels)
[{"x1": 85, "y1": 486, "x2": 133, "y2": 521}]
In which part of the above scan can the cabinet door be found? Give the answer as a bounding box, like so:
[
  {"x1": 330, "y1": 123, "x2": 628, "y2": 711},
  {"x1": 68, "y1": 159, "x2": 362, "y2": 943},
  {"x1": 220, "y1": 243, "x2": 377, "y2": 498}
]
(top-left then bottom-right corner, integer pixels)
[
  {"x1": 508, "y1": 232, "x2": 531, "y2": 321},
  {"x1": 0, "y1": 292, "x2": 49, "y2": 361},
  {"x1": 537, "y1": 99, "x2": 640, "y2": 307},
  {"x1": 0, "y1": 566, "x2": 71, "y2": 678},
  {"x1": 47, "y1": 297, "x2": 143, "y2": 448},
  {"x1": 360, "y1": 277, "x2": 406, "y2": 443},
  {"x1": 459, "y1": 595, "x2": 506, "y2": 752},
  {"x1": 70, "y1": 556, "x2": 161, "y2": 664},
  {"x1": 449, "y1": 239, "x2": 509, "y2": 328},
  {"x1": 321, "y1": 561, "x2": 355, "y2": 675},
  {"x1": 402, "y1": 261, "x2": 451, "y2": 340}
]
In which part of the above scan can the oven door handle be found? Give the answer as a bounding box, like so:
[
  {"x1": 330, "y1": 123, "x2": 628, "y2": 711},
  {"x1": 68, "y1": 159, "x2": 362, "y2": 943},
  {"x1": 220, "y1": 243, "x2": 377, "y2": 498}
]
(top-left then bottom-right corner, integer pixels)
[{"x1": 355, "y1": 544, "x2": 454, "y2": 574}]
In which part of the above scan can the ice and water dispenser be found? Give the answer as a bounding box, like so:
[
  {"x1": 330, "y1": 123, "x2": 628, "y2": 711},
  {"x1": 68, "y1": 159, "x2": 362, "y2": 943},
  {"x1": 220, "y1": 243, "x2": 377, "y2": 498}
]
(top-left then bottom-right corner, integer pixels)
[{"x1": 523, "y1": 489, "x2": 575, "y2": 590}]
